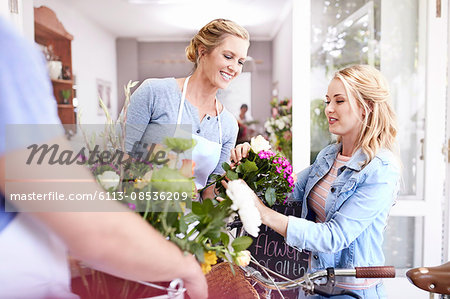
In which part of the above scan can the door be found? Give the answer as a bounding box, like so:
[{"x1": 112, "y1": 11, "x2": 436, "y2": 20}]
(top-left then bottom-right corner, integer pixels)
[{"x1": 292, "y1": 0, "x2": 448, "y2": 298}]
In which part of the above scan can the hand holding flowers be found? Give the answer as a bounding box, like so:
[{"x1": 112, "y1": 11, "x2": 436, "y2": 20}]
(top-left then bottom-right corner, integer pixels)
[{"x1": 212, "y1": 135, "x2": 295, "y2": 207}]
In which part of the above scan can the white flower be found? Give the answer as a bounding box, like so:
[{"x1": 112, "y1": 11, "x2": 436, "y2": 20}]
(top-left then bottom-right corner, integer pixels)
[
  {"x1": 275, "y1": 118, "x2": 285, "y2": 130},
  {"x1": 269, "y1": 134, "x2": 277, "y2": 145},
  {"x1": 226, "y1": 180, "x2": 262, "y2": 237},
  {"x1": 97, "y1": 171, "x2": 120, "y2": 190},
  {"x1": 250, "y1": 135, "x2": 271, "y2": 154},
  {"x1": 264, "y1": 122, "x2": 274, "y2": 134},
  {"x1": 235, "y1": 250, "x2": 251, "y2": 267}
]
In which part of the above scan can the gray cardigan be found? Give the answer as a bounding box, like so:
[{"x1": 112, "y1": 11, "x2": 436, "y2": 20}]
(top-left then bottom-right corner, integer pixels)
[{"x1": 125, "y1": 77, "x2": 238, "y2": 177}]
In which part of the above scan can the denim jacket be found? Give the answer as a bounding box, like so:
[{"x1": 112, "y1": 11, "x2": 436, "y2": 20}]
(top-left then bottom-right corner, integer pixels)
[{"x1": 286, "y1": 143, "x2": 400, "y2": 272}]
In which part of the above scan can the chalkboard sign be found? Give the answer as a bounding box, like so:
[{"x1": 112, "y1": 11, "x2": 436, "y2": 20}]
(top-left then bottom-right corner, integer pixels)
[{"x1": 247, "y1": 201, "x2": 309, "y2": 298}]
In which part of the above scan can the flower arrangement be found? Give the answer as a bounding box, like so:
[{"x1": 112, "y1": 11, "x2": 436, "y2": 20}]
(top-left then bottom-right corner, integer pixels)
[
  {"x1": 264, "y1": 97, "x2": 292, "y2": 162},
  {"x1": 211, "y1": 135, "x2": 295, "y2": 210},
  {"x1": 78, "y1": 81, "x2": 253, "y2": 279}
]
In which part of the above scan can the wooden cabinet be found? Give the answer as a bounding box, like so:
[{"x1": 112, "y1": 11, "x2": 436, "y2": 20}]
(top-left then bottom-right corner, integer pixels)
[{"x1": 34, "y1": 6, "x2": 76, "y2": 125}]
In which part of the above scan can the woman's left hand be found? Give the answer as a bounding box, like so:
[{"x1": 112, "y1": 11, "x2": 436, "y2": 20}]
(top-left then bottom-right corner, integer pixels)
[{"x1": 230, "y1": 142, "x2": 251, "y2": 166}]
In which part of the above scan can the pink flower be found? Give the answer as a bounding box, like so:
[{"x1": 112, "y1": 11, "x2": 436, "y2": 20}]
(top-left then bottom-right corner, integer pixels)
[
  {"x1": 292, "y1": 172, "x2": 298, "y2": 184},
  {"x1": 128, "y1": 203, "x2": 136, "y2": 210},
  {"x1": 283, "y1": 131, "x2": 292, "y2": 141},
  {"x1": 276, "y1": 166, "x2": 283, "y2": 173},
  {"x1": 180, "y1": 159, "x2": 195, "y2": 178},
  {"x1": 286, "y1": 98, "x2": 292, "y2": 110},
  {"x1": 258, "y1": 150, "x2": 275, "y2": 160},
  {"x1": 271, "y1": 107, "x2": 279, "y2": 117}
]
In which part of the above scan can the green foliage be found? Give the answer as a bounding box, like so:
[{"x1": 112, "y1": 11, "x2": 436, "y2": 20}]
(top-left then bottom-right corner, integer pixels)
[
  {"x1": 164, "y1": 137, "x2": 196, "y2": 153},
  {"x1": 211, "y1": 148, "x2": 295, "y2": 207}
]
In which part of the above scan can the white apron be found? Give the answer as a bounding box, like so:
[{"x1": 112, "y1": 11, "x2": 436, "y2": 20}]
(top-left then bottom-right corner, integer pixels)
[{"x1": 176, "y1": 76, "x2": 223, "y2": 189}]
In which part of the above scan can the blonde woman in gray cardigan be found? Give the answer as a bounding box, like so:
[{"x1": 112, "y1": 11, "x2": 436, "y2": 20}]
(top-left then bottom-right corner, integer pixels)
[{"x1": 126, "y1": 19, "x2": 250, "y2": 199}]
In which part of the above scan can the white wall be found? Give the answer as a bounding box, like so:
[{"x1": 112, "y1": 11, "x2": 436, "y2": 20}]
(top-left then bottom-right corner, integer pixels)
[
  {"x1": 1, "y1": 0, "x2": 24, "y2": 32},
  {"x1": 33, "y1": 1, "x2": 118, "y2": 124},
  {"x1": 272, "y1": 8, "x2": 293, "y2": 100}
]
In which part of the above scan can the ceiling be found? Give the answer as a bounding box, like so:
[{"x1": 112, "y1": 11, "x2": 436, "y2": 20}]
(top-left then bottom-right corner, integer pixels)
[{"x1": 66, "y1": 0, "x2": 292, "y2": 41}]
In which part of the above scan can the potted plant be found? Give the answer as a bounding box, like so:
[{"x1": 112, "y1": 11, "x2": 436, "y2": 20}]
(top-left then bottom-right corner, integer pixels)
[{"x1": 61, "y1": 89, "x2": 71, "y2": 104}]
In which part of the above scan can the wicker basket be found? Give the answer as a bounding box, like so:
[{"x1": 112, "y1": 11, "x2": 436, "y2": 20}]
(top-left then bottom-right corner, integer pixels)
[{"x1": 206, "y1": 262, "x2": 259, "y2": 299}]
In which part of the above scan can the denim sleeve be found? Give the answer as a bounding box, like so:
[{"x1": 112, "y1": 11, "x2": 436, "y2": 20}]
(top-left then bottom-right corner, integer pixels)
[
  {"x1": 286, "y1": 160, "x2": 399, "y2": 253},
  {"x1": 125, "y1": 80, "x2": 153, "y2": 152},
  {"x1": 291, "y1": 166, "x2": 311, "y2": 201}
]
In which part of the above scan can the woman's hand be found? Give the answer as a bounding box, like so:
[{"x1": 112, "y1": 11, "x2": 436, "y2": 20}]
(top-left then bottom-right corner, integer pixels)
[
  {"x1": 230, "y1": 142, "x2": 251, "y2": 166},
  {"x1": 221, "y1": 179, "x2": 289, "y2": 237},
  {"x1": 220, "y1": 179, "x2": 266, "y2": 213}
]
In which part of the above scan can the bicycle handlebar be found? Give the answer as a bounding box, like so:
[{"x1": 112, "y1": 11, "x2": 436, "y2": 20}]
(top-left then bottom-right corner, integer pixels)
[
  {"x1": 242, "y1": 265, "x2": 396, "y2": 292},
  {"x1": 355, "y1": 266, "x2": 395, "y2": 278}
]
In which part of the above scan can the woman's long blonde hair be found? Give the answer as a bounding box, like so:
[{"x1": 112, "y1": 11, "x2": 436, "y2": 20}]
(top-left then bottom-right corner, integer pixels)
[
  {"x1": 185, "y1": 19, "x2": 249, "y2": 70},
  {"x1": 334, "y1": 65, "x2": 398, "y2": 165}
]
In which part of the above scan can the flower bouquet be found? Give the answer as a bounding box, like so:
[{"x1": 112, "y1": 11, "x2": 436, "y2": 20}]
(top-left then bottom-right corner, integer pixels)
[
  {"x1": 211, "y1": 135, "x2": 295, "y2": 208},
  {"x1": 72, "y1": 81, "x2": 254, "y2": 297}
]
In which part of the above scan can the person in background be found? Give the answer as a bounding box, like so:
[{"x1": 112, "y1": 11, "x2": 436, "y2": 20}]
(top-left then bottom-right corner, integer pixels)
[
  {"x1": 0, "y1": 16, "x2": 207, "y2": 299},
  {"x1": 226, "y1": 65, "x2": 400, "y2": 299},
  {"x1": 236, "y1": 103, "x2": 256, "y2": 144},
  {"x1": 125, "y1": 19, "x2": 250, "y2": 199}
]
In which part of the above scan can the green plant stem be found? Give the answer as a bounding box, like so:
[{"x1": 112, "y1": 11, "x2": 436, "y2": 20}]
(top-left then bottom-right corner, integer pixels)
[
  {"x1": 183, "y1": 224, "x2": 200, "y2": 240},
  {"x1": 142, "y1": 195, "x2": 151, "y2": 220},
  {"x1": 160, "y1": 200, "x2": 172, "y2": 235},
  {"x1": 193, "y1": 221, "x2": 214, "y2": 243},
  {"x1": 175, "y1": 153, "x2": 179, "y2": 170},
  {"x1": 198, "y1": 173, "x2": 226, "y2": 193}
]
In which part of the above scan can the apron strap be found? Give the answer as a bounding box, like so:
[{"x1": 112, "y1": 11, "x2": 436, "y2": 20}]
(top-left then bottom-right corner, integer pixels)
[
  {"x1": 177, "y1": 76, "x2": 223, "y2": 144},
  {"x1": 176, "y1": 76, "x2": 190, "y2": 125},
  {"x1": 215, "y1": 99, "x2": 223, "y2": 144}
]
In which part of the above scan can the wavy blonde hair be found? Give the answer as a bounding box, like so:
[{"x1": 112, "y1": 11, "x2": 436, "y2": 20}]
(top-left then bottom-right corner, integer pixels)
[
  {"x1": 185, "y1": 19, "x2": 249, "y2": 69},
  {"x1": 334, "y1": 65, "x2": 398, "y2": 165}
]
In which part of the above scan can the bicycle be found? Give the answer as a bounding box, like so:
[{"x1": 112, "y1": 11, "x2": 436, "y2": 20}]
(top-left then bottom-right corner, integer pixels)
[
  {"x1": 406, "y1": 262, "x2": 450, "y2": 298},
  {"x1": 223, "y1": 219, "x2": 450, "y2": 299}
]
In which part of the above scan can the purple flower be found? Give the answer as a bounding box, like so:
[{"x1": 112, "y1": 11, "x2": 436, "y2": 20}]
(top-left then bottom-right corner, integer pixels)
[
  {"x1": 128, "y1": 203, "x2": 136, "y2": 210},
  {"x1": 258, "y1": 150, "x2": 275, "y2": 160},
  {"x1": 285, "y1": 165, "x2": 293, "y2": 174}
]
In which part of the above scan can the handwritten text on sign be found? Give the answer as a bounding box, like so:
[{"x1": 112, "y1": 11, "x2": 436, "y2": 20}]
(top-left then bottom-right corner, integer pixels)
[{"x1": 248, "y1": 202, "x2": 309, "y2": 280}]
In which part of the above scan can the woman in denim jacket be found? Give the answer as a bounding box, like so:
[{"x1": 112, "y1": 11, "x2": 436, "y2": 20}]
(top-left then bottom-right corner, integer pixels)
[{"x1": 231, "y1": 65, "x2": 400, "y2": 298}]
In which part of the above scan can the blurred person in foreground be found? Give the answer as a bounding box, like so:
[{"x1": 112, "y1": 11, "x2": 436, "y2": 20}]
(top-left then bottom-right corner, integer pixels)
[{"x1": 0, "y1": 16, "x2": 207, "y2": 299}]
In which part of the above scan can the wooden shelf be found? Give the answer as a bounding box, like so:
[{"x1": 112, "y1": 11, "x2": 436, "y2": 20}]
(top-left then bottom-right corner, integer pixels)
[
  {"x1": 35, "y1": 6, "x2": 75, "y2": 126},
  {"x1": 51, "y1": 78, "x2": 73, "y2": 85},
  {"x1": 34, "y1": 6, "x2": 73, "y2": 41},
  {"x1": 57, "y1": 104, "x2": 74, "y2": 108}
]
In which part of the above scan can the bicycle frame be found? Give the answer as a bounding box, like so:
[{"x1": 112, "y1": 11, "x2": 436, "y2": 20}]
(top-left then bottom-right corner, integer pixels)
[{"x1": 241, "y1": 264, "x2": 395, "y2": 298}]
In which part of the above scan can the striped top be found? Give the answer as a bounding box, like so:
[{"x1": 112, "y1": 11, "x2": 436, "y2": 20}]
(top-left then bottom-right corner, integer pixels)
[
  {"x1": 308, "y1": 153, "x2": 350, "y2": 223},
  {"x1": 308, "y1": 153, "x2": 381, "y2": 289}
]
